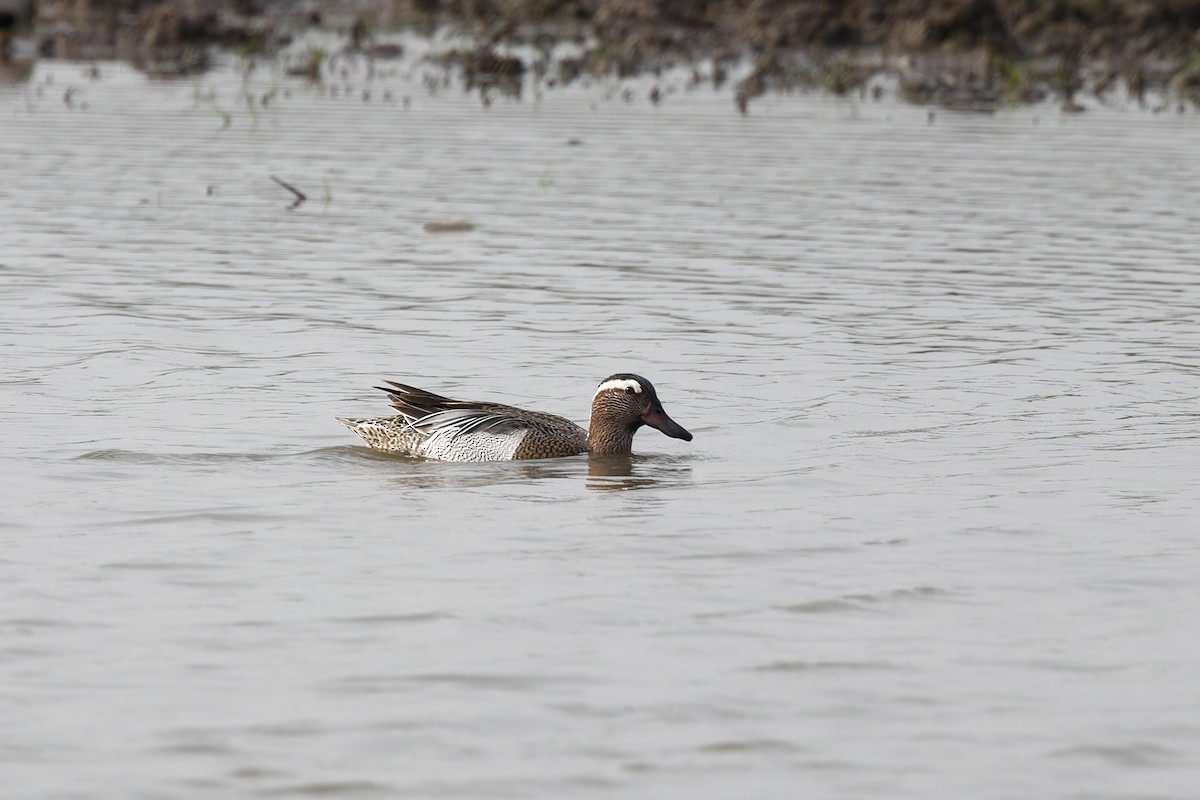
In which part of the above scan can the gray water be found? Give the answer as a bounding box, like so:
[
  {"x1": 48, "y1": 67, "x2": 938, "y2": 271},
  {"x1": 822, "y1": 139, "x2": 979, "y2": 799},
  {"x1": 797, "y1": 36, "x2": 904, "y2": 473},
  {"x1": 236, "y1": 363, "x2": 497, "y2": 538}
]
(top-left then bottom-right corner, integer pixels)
[{"x1": 2, "y1": 56, "x2": 1199, "y2": 799}]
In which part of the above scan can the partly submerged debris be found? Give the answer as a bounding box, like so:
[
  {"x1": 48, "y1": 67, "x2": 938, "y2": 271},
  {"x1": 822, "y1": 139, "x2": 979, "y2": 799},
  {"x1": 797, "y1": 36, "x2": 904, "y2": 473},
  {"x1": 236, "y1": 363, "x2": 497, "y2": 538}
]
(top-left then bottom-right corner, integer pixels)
[{"x1": 423, "y1": 220, "x2": 475, "y2": 233}]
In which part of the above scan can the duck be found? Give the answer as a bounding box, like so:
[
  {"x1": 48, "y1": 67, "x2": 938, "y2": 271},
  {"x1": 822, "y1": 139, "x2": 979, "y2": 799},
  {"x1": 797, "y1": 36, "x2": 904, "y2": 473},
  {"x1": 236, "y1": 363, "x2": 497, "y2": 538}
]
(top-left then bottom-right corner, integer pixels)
[{"x1": 337, "y1": 373, "x2": 693, "y2": 461}]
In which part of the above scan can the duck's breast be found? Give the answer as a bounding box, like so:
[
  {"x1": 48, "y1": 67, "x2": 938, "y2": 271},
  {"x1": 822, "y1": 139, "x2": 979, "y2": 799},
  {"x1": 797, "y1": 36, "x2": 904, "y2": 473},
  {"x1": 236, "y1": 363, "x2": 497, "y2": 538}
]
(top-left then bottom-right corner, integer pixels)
[{"x1": 510, "y1": 413, "x2": 589, "y2": 459}]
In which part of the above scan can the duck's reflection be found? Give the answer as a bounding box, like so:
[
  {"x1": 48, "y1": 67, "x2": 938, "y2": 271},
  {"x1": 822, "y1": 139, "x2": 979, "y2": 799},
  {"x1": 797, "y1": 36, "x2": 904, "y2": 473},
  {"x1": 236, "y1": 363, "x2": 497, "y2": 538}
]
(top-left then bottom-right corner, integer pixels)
[
  {"x1": 321, "y1": 446, "x2": 692, "y2": 491},
  {"x1": 586, "y1": 454, "x2": 690, "y2": 492},
  {"x1": 378, "y1": 456, "x2": 582, "y2": 490}
]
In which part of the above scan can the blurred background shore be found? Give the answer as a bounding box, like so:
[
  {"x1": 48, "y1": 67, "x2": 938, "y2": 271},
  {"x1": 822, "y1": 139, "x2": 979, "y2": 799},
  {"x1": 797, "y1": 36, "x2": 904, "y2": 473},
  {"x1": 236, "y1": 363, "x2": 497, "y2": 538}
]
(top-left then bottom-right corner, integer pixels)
[{"x1": 3, "y1": 0, "x2": 1200, "y2": 109}]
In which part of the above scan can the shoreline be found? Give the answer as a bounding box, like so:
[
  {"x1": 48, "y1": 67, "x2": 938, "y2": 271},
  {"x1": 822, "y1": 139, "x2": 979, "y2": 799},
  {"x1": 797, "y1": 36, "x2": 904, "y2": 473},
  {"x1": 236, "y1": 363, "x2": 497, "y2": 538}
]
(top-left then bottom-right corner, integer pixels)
[{"x1": 6, "y1": 0, "x2": 1200, "y2": 111}]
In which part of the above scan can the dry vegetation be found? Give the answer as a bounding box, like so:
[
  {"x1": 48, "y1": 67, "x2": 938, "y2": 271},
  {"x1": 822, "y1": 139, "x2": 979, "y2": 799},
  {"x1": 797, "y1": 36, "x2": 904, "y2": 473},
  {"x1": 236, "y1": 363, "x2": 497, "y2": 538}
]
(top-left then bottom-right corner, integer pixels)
[{"x1": 22, "y1": 0, "x2": 1200, "y2": 108}]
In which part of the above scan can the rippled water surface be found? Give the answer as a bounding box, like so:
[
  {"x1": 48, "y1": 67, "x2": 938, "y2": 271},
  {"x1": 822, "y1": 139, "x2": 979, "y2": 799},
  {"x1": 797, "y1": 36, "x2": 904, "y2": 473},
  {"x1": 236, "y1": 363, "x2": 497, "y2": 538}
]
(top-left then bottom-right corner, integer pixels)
[{"x1": 3, "y1": 57, "x2": 1200, "y2": 799}]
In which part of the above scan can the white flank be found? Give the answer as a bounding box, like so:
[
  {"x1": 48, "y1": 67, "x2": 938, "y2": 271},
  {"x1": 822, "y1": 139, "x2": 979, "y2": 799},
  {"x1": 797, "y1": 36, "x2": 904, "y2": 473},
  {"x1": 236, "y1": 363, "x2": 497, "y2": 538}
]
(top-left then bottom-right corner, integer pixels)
[
  {"x1": 422, "y1": 429, "x2": 526, "y2": 461},
  {"x1": 594, "y1": 378, "x2": 643, "y2": 397}
]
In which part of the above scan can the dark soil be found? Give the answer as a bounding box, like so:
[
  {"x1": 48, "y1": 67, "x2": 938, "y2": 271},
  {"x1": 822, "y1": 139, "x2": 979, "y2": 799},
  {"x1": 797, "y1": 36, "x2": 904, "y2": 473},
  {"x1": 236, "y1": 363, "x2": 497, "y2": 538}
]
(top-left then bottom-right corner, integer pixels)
[{"x1": 17, "y1": 0, "x2": 1200, "y2": 109}]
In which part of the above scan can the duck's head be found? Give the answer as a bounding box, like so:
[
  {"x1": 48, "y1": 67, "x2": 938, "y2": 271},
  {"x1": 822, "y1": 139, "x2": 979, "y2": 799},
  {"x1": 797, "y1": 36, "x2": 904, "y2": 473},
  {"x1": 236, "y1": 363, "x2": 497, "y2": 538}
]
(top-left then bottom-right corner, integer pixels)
[{"x1": 588, "y1": 373, "x2": 692, "y2": 455}]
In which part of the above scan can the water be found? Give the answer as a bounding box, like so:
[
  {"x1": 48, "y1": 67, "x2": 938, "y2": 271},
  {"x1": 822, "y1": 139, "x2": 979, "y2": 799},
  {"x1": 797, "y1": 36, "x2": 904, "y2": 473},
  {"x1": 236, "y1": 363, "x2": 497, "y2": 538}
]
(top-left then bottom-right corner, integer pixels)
[{"x1": 2, "y1": 55, "x2": 1199, "y2": 799}]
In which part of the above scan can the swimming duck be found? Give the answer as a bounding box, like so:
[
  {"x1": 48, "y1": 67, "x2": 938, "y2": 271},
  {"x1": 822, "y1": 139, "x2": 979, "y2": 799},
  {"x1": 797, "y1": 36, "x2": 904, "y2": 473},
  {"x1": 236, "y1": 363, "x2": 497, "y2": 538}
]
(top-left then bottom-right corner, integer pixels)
[{"x1": 337, "y1": 374, "x2": 693, "y2": 461}]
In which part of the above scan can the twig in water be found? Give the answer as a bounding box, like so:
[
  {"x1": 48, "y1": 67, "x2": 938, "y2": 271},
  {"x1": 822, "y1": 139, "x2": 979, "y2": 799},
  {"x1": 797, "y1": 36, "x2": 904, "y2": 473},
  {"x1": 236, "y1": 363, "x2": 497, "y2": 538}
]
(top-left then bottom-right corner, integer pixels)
[{"x1": 270, "y1": 175, "x2": 307, "y2": 210}]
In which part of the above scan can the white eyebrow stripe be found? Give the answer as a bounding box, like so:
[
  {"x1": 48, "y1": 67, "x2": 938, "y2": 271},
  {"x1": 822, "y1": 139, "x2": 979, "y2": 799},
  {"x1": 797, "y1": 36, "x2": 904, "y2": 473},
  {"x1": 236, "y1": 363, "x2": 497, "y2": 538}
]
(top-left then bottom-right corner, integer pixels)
[{"x1": 595, "y1": 378, "x2": 643, "y2": 397}]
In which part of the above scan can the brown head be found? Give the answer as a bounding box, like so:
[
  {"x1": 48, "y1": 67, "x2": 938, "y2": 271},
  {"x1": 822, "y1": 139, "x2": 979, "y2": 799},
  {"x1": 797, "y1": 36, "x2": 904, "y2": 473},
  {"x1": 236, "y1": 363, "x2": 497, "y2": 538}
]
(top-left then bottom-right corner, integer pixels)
[{"x1": 587, "y1": 374, "x2": 693, "y2": 456}]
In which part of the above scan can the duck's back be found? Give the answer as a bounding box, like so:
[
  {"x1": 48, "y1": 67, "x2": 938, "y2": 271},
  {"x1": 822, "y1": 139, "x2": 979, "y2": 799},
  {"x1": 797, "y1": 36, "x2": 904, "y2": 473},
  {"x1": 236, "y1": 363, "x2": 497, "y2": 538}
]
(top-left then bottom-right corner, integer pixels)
[
  {"x1": 338, "y1": 403, "x2": 587, "y2": 461},
  {"x1": 423, "y1": 404, "x2": 586, "y2": 461}
]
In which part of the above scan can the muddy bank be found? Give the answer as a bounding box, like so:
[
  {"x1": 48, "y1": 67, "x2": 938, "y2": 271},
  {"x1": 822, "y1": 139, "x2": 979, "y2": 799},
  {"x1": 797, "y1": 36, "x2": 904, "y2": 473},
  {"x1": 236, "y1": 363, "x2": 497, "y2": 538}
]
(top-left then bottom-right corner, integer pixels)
[{"x1": 15, "y1": 0, "x2": 1200, "y2": 109}]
